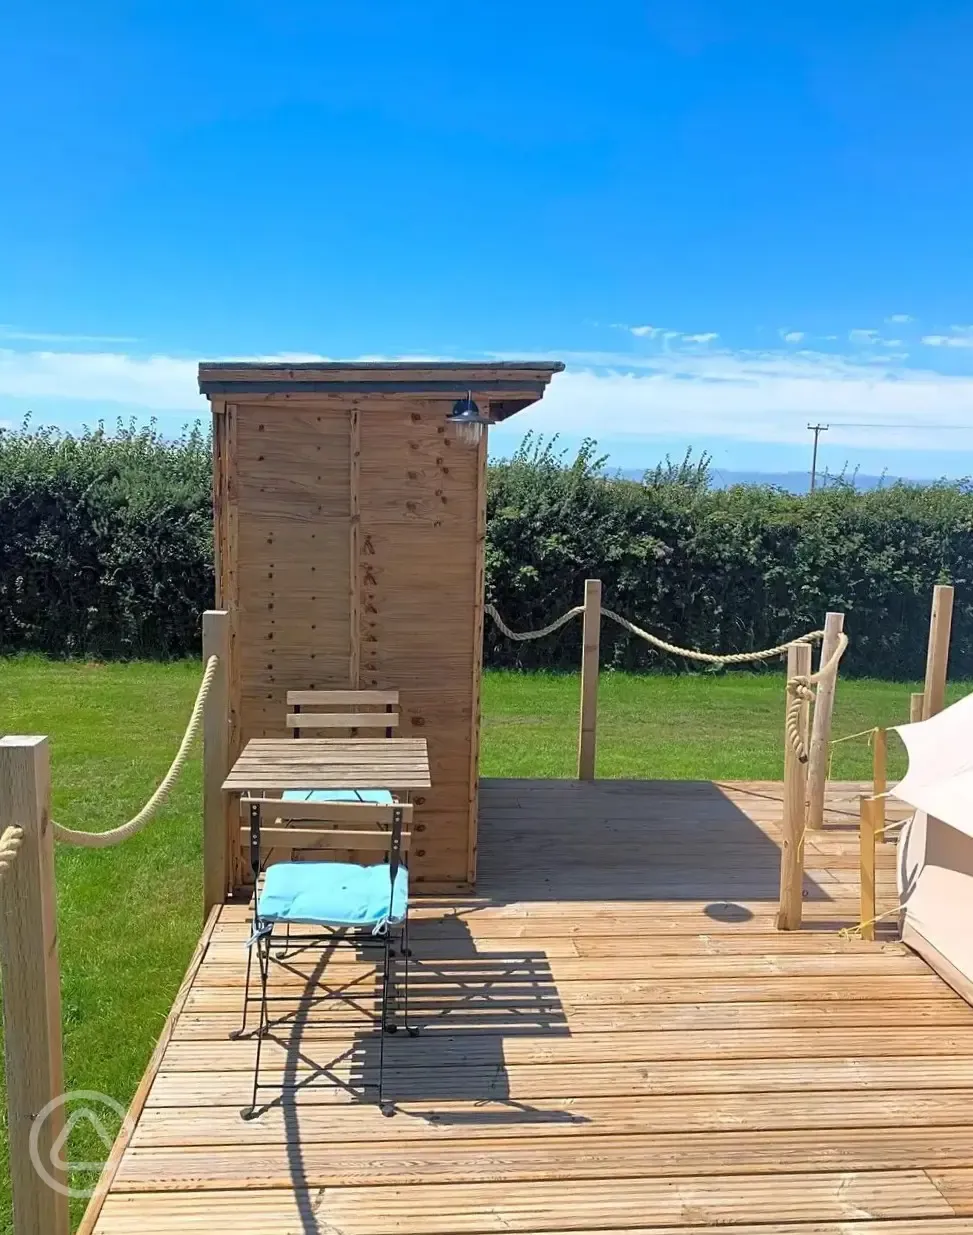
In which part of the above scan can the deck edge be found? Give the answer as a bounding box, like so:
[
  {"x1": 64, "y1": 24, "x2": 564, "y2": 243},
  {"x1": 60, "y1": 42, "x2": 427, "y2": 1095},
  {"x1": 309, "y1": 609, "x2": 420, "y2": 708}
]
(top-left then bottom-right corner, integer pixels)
[{"x1": 76, "y1": 903, "x2": 222, "y2": 1235}]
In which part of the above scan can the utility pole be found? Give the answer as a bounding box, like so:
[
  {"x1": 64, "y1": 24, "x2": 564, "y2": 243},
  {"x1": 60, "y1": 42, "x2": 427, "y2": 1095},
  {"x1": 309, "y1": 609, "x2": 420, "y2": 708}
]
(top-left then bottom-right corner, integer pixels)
[{"x1": 807, "y1": 423, "x2": 829, "y2": 492}]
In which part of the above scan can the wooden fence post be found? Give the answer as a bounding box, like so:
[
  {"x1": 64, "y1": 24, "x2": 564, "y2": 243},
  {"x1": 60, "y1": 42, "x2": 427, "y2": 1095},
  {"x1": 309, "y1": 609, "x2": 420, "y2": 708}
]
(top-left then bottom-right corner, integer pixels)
[
  {"x1": 577, "y1": 579, "x2": 602, "y2": 781},
  {"x1": 805, "y1": 611, "x2": 845, "y2": 831},
  {"x1": 909, "y1": 692, "x2": 925, "y2": 724},
  {"x1": 873, "y1": 727, "x2": 889, "y2": 843},
  {"x1": 202, "y1": 610, "x2": 231, "y2": 919},
  {"x1": 778, "y1": 642, "x2": 812, "y2": 930},
  {"x1": 0, "y1": 736, "x2": 70, "y2": 1235},
  {"x1": 923, "y1": 584, "x2": 954, "y2": 720},
  {"x1": 859, "y1": 795, "x2": 879, "y2": 940}
]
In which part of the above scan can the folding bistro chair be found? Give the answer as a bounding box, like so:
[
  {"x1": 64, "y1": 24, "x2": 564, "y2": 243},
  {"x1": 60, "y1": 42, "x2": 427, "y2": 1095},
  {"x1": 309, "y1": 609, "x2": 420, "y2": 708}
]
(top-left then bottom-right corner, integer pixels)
[
  {"x1": 234, "y1": 690, "x2": 417, "y2": 1119},
  {"x1": 234, "y1": 795, "x2": 417, "y2": 1117},
  {"x1": 285, "y1": 688, "x2": 399, "y2": 808}
]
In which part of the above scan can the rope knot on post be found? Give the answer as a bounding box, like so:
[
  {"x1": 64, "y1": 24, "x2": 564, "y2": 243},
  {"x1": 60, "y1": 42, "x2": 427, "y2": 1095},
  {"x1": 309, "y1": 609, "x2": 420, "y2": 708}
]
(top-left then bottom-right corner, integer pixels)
[
  {"x1": 785, "y1": 632, "x2": 849, "y2": 765},
  {"x1": 0, "y1": 825, "x2": 24, "y2": 880}
]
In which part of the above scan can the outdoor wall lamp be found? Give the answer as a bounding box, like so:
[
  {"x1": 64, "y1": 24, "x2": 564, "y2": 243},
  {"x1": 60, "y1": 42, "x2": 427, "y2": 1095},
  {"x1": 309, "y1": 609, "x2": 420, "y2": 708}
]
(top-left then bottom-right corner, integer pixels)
[{"x1": 446, "y1": 392, "x2": 492, "y2": 445}]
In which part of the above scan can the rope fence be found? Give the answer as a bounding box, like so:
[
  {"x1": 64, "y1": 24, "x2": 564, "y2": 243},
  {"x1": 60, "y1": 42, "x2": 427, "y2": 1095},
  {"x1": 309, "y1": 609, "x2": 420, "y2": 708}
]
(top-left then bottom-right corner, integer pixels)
[
  {"x1": 600, "y1": 607, "x2": 825, "y2": 669},
  {"x1": 52, "y1": 653, "x2": 220, "y2": 849},
  {"x1": 486, "y1": 599, "x2": 842, "y2": 762},
  {"x1": 484, "y1": 603, "x2": 584, "y2": 642},
  {"x1": 485, "y1": 589, "x2": 862, "y2": 935},
  {"x1": 487, "y1": 598, "x2": 827, "y2": 667}
]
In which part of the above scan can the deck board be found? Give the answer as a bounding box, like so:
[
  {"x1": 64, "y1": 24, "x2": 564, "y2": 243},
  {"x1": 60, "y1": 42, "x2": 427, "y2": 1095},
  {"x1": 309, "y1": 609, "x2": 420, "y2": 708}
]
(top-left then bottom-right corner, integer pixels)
[{"x1": 84, "y1": 778, "x2": 973, "y2": 1234}]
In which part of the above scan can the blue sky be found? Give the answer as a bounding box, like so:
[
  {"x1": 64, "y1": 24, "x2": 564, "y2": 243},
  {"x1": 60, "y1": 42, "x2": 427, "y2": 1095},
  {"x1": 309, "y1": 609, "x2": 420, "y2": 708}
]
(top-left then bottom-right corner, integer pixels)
[{"x1": 2, "y1": 1, "x2": 973, "y2": 478}]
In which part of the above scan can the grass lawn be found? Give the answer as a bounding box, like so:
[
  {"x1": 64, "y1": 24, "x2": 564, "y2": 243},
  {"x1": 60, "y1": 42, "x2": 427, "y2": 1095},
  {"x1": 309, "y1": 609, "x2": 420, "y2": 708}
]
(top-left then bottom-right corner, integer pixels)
[{"x1": 0, "y1": 657, "x2": 964, "y2": 1229}]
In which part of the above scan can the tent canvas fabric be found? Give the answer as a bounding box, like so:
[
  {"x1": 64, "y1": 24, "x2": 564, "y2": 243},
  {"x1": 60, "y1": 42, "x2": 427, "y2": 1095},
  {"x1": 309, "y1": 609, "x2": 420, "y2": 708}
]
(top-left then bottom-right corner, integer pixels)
[
  {"x1": 894, "y1": 689, "x2": 973, "y2": 839},
  {"x1": 893, "y1": 690, "x2": 973, "y2": 1006}
]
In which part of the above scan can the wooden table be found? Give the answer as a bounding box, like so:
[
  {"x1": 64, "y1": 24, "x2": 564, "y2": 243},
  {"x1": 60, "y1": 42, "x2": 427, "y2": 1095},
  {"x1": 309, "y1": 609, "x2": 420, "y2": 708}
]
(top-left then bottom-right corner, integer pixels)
[{"x1": 222, "y1": 738, "x2": 431, "y2": 794}]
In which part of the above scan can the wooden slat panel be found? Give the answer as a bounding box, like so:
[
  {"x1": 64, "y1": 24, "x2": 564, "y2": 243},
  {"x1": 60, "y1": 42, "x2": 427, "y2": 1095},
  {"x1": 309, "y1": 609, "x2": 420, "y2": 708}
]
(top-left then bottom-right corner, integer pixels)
[
  {"x1": 233, "y1": 404, "x2": 353, "y2": 803},
  {"x1": 223, "y1": 738, "x2": 431, "y2": 790},
  {"x1": 357, "y1": 403, "x2": 481, "y2": 886},
  {"x1": 146, "y1": 1056, "x2": 973, "y2": 1106},
  {"x1": 113, "y1": 1125, "x2": 973, "y2": 1189},
  {"x1": 161, "y1": 1024, "x2": 973, "y2": 1069},
  {"x1": 287, "y1": 690, "x2": 399, "y2": 706},
  {"x1": 194, "y1": 951, "x2": 930, "y2": 983},
  {"x1": 239, "y1": 799, "x2": 412, "y2": 824},
  {"x1": 927, "y1": 1168, "x2": 973, "y2": 1213},
  {"x1": 208, "y1": 922, "x2": 911, "y2": 953},
  {"x1": 285, "y1": 712, "x2": 400, "y2": 730},
  {"x1": 245, "y1": 826, "x2": 411, "y2": 852},
  {"x1": 128, "y1": 1088, "x2": 973, "y2": 1147},
  {"x1": 173, "y1": 996, "x2": 973, "y2": 1036},
  {"x1": 94, "y1": 1170, "x2": 955, "y2": 1230},
  {"x1": 182, "y1": 973, "x2": 949, "y2": 1005}
]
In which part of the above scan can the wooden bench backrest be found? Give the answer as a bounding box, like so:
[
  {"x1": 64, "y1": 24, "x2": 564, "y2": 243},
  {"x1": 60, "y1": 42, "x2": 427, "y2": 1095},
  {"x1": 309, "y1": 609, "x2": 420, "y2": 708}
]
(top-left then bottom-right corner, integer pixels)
[{"x1": 285, "y1": 689, "x2": 399, "y2": 737}]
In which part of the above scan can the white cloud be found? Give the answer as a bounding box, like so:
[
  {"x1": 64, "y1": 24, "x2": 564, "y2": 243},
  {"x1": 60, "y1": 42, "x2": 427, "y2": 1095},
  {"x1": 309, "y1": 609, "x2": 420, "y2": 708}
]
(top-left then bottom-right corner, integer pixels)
[
  {"x1": 781, "y1": 330, "x2": 805, "y2": 344},
  {"x1": 849, "y1": 329, "x2": 880, "y2": 344},
  {"x1": 887, "y1": 314, "x2": 914, "y2": 325},
  {"x1": 922, "y1": 327, "x2": 973, "y2": 349},
  {"x1": 623, "y1": 324, "x2": 713, "y2": 344},
  {"x1": 0, "y1": 349, "x2": 201, "y2": 409},
  {"x1": 3, "y1": 340, "x2": 973, "y2": 454},
  {"x1": 0, "y1": 325, "x2": 137, "y2": 344},
  {"x1": 492, "y1": 345, "x2": 973, "y2": 450}
]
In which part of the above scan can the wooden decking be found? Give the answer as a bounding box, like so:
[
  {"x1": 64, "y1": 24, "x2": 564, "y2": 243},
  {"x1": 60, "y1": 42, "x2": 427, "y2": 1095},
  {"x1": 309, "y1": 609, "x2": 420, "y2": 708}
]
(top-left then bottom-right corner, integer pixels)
[{"x1": 81, "y1": 778, "x2": 973, "y2": 1234}]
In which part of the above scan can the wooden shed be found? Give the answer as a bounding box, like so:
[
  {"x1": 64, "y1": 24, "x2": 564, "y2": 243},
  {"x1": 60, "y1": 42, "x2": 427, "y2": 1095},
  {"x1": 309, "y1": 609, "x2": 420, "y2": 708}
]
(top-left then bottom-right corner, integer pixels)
[{"x1": 199, "y1": 360, "x2": 563, "y2": 891}]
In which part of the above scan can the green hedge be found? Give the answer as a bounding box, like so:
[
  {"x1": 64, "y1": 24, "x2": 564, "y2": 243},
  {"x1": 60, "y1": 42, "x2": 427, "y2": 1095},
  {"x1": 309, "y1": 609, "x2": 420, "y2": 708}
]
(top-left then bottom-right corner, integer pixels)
[
  {"x1": 486, "y1": 438, "x2": 973, "y2": 678},
  {"x1": 1, "y1": 422, "x2": 970, "y2": 677},
  {"x1": 0, "y1": 421, "x2": 213, "y2": 658}
]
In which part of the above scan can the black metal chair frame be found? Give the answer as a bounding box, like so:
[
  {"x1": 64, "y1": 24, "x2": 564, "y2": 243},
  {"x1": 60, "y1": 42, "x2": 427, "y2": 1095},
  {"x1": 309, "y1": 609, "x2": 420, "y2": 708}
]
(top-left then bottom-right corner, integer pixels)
[{"x1": 233, "y1": 799, "x2": 417, "y2": 1119}]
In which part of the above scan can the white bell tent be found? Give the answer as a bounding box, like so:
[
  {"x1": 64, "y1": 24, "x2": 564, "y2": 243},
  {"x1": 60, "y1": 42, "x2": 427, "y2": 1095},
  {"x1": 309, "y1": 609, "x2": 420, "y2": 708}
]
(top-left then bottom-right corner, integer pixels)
[{"x1": 893, "y1": 690, "x2": 973, "y2": 1003}]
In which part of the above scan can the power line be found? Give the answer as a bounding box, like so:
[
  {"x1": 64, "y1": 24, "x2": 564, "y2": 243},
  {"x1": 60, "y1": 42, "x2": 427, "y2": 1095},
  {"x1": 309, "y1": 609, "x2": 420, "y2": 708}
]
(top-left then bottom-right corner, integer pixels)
[{"x1": 827, "y1": 421, "x2": 972, "y2": 431}]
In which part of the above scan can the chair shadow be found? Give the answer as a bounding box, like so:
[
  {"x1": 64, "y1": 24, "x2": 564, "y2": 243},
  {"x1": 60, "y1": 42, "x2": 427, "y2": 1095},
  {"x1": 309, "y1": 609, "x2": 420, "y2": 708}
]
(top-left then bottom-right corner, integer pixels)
[{"x1": 244, "y1": 917, "x2": 575, "y2": 1233}]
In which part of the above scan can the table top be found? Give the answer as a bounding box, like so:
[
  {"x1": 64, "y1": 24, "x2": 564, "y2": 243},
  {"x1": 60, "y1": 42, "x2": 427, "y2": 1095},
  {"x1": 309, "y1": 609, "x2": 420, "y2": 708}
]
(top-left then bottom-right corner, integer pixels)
[{"x1": 222, "y1": 737, "x2": 431, "y2": 792}]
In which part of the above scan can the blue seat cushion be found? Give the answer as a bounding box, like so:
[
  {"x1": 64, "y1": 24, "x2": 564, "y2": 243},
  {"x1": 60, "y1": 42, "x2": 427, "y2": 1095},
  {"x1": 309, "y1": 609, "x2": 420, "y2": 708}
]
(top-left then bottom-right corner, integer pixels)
[
  {"x1": 281, "y1": 788, "x2": 394, "y2": 804},
  {"x1": 257, "y1": 861, "x2": 408, "y2": 929}
]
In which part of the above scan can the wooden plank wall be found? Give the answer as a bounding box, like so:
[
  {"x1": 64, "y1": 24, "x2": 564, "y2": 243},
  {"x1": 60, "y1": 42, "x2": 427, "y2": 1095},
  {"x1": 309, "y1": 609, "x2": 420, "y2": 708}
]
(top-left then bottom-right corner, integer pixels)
[
  {"x1": 357, "y1": 398, "x2": 482, "y2": 888},
  {"x1": 214, "y1": 396, "x2": 485, "y2": 890},
  {"x1": 235, "y1": 404, "x2": 352, "y2": 741}
]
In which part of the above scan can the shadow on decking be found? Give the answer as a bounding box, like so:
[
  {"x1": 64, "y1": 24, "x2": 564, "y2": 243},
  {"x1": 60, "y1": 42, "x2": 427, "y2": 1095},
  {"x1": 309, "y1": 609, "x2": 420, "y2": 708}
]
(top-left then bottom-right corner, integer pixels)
[
  {"x1": 248, "y1": 917, "x2": 568, "y2": 1092},
  {"x1": 472, "y1": 777, "x2": 835, "y2": 906},
  {"x1": 242, "y1": 918, "x2": 573, "y2": 1233},
  {"x1": 233, "y1": 778, "x2": 851, "y2": 1233}
]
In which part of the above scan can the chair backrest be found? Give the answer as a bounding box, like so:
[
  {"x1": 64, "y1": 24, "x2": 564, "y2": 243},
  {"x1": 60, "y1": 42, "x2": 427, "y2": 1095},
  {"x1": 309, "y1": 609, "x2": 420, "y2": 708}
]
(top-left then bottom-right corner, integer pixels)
[
  {"x1": 242, "y1": 797, "x2": 412, "y2": 880},
  {"x1": 285, "y1": 689, "x2": 399, "y2": 738}
]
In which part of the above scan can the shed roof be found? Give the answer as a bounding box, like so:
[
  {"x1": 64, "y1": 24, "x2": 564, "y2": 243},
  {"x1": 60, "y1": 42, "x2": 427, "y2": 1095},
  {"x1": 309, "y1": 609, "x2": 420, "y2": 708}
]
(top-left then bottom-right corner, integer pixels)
[{"x1": 198, "y1": 360, "x2": 563, "y2": 420}]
